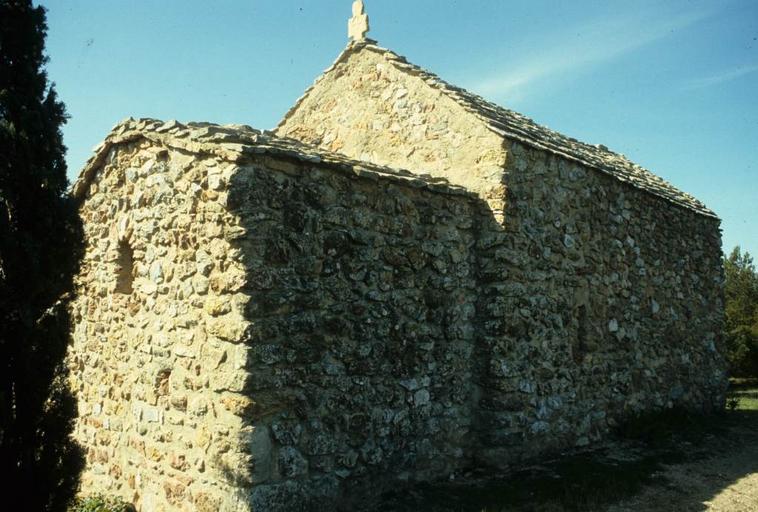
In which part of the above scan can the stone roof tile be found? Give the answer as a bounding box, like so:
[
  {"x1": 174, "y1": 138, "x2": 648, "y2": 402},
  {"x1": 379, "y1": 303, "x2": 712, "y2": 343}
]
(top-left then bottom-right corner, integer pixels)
[{"x1": 71, "y1": 118, "x2": 470, "y2": 202}]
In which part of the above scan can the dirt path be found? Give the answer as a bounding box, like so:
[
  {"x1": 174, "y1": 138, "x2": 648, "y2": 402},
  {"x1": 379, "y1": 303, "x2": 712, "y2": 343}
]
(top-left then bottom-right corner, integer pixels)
[{"x1": 607, "y1": 419, "x2": 758, "y2": 512}]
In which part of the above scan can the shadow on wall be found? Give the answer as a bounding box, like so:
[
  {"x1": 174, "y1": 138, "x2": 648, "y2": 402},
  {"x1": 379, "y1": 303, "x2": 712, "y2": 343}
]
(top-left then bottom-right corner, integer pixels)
[
  {"x1": 220, "y1": 144, "x2": 727, "y2": 509},
  {"x1": 224, "y1": 158, "x2": 506, "y2": 509}
]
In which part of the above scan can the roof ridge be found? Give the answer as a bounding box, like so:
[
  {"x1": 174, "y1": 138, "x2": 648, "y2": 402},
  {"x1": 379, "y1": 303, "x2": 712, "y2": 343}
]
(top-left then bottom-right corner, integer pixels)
[
  {"x1": 279, "y1": 41, "x2": 715, "y2": 219},
  {"x1": 71, "y1": 118, "x2": 470, "y2": 203},
  {"x1": 359, "y1": 43, "x2": 716, "y2": 218}
]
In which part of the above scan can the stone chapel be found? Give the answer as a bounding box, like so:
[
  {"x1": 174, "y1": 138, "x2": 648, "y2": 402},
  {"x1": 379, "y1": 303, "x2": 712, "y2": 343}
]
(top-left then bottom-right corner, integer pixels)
[{"x1": 67, "y1": 2, "x2": 727, "y2": 510}]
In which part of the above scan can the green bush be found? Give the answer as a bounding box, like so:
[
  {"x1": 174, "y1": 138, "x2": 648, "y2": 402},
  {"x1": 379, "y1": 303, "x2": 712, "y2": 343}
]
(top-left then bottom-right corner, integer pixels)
[
  {"x1": 68, "y1": 495, "x2": 135, "y2": 512},
  {"x1": 724, "y1": 247, "x2": 758, "y2": 377}
]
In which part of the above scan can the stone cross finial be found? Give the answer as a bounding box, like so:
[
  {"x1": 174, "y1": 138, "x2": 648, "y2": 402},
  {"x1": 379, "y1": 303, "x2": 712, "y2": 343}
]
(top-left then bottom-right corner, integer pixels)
[{"x1": 348, "y1": 0, "x2": 370, "y2": 41}]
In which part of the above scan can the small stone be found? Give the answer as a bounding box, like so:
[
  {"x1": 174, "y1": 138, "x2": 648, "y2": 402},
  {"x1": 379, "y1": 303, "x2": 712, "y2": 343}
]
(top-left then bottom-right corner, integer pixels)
[
  {"x1": 192, "y1": 275, "x2": 210, "y2": 295},
  {"x1": 173, "y1": 344, "x2": 196, "y2": 358},
  {"x1": 207, "y1": 174, "x2": 224, "y2": 191},
  {"x1": 156, "y1": 119, "x2": 179, "y2": 133},
  {"x1": 149, "y1": 261, "x2": 163, "y2": 283},
  {"x1": 250, "y1": 426, "x2": 272, "y2": 482},
  {"x1": 278, "y1": 447, "x2": 308, "y2": 478},
  {"x1": 271, "y1": 423, "x2": 303, "y2": 446},
  {"x1": 204, "y1": 297, "x2": 231, "y2": 316},
  {"x1": 195, "y1": 251, "x2": 213, "y2": 276},
  {"x1": 170, "y1": 454, "x2": 188, "y2": 471},
  {"x1": 169, "y1": 394, "x2": 188, "y2": 411},
  {"x1": 188, "y1": 397, "x2": 208, "y2": 417},
  {"x1": 142, "y1": 405, "x2": 160, "y2": 423},
  {"x1": 139, "y1": 279, "x2": 157, "y2": 296},
  {"x1": 399, "y1": 378, "x2": 419, "y2": 391},
  {"x1": 414, "y1": 389, "x2": 431, "y2": 406}
]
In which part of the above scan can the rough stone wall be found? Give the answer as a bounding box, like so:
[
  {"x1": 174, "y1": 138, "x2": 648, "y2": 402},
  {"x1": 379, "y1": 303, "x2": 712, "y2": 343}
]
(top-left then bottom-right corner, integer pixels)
[
  {"x1": 226, "y1": 156, "x2": 484, "y2": 509},
  {"x1": 473, "y1": 140, "x2": 727, "y2": 467},
  {"x1": 69, "y1": 121, "x2": 726, "y2": 511},
  {"x1": 276, "y1": 43, "x2": 727, "y2": 474},
  {"x1": 276, "y1": 47, "x2": 507, "y2": 207},
  {"x1": 69, "y1": 127, "x2": 488, "y2": 511},
  {"x1": 69, "y1": 141, "x2": 254, "y2": 512}
]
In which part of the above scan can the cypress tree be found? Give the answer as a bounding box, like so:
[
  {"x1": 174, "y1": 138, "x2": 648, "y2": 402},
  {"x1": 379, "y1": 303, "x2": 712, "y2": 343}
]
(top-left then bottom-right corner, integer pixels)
[{"x1": 0, "y1": 1, "x2": 84, "y2": 509}]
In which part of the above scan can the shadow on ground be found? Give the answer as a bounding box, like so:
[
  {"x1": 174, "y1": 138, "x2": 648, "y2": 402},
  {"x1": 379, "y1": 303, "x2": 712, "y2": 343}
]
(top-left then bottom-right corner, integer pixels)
[{"x1": 377, "y1": 406, "x2": 758, "y2": 512}]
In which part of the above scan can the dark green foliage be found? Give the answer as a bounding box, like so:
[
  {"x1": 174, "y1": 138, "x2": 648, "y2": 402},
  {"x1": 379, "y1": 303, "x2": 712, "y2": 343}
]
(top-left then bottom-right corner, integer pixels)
[
  {"x1": 728, "y1": 378, "x2": 758, "y2": 410},
  {"x1": 724, "y1": 247, "x2": 758, "y2": 377},
  {"x1": 68, "y1": 495, "x2": 136, "y2": 512},
  {"x1": 0, "y1": 0, "x2": 84, "y2": 510}
]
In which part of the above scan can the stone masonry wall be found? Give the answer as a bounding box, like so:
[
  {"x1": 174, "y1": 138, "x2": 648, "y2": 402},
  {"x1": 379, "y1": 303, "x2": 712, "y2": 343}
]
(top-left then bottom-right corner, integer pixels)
[
  {"x1": 473, "y1": 140, "x2": 727, "y2": 467},
  {"x1": 69, "y1": 125, "x2": 489, "y2": 511},
  {"x1": 276, "y1": 46, "x2": 507, "y2": 207},
  {"x1": 276, "y1": 43, "x2": 727, "y2": 474},
  {"x1": 69, "y1": 120, "x2": 726, "y2": 511},
  {"x1": 69, "y1": 141, "x2": 254, "y2": 512},
  {"x1": 227, "y1": 155, "x2": 485, "y2": 509}
]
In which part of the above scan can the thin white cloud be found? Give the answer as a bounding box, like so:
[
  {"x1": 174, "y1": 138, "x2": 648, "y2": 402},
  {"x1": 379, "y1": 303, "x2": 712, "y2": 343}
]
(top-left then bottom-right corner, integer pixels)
[
  {"x1": 468, "y1": 9, "x2": 712, "y2": 102},
  {"x1": 684, "y1": 64, "x2": 758, "y2": 90}
]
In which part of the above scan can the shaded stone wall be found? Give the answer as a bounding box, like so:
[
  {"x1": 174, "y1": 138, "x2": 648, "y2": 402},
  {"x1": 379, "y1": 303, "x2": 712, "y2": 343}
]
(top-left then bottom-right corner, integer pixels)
[
  {"x1": 473, "y1": 140, "x2": 727, "y2": 467},
  {"x1": 226, "y1": 156, "x2": 485, "y2": 509}
]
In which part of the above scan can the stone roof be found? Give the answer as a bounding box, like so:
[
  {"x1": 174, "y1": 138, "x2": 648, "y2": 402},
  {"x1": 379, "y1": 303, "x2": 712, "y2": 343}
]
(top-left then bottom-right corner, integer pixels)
[
  {"x1": 71, "y1": 118, "x2": 469, "y2": 202},
  {"x1": 278, "y1": 40, "x2": 717, "y2": 219}
]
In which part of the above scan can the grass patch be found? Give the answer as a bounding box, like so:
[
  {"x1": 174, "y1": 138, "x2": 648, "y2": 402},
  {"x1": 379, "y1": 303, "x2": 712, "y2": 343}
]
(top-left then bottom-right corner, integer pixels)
[
  {"x1": 736, "y1": 395, "x2": 758, "y2": 410},
  {"x1": 68, "y1": 495, "x2": 135, "y2": 512},
  {"x1": 727, "y1": 378, "x2": 758, "y2": 390},
  {"x1": 727, "y1": 378, "x2": 758, "y2": 411}
]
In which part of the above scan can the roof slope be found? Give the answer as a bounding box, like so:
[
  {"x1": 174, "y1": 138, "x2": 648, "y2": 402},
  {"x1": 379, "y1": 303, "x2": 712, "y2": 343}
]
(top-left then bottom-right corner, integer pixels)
[
  {"x1": 72, "y1": 118, "x2": 467, "y2": 201},
  {"x1": 279, "y1": 41, "x2": 716, "y2": 219}
]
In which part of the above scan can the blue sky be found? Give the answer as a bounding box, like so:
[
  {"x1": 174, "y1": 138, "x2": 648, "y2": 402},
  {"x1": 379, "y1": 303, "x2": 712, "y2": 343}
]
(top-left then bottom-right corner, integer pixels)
[{"x1": 43, "y1": 0, "x2": 757, "y2": 256}]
